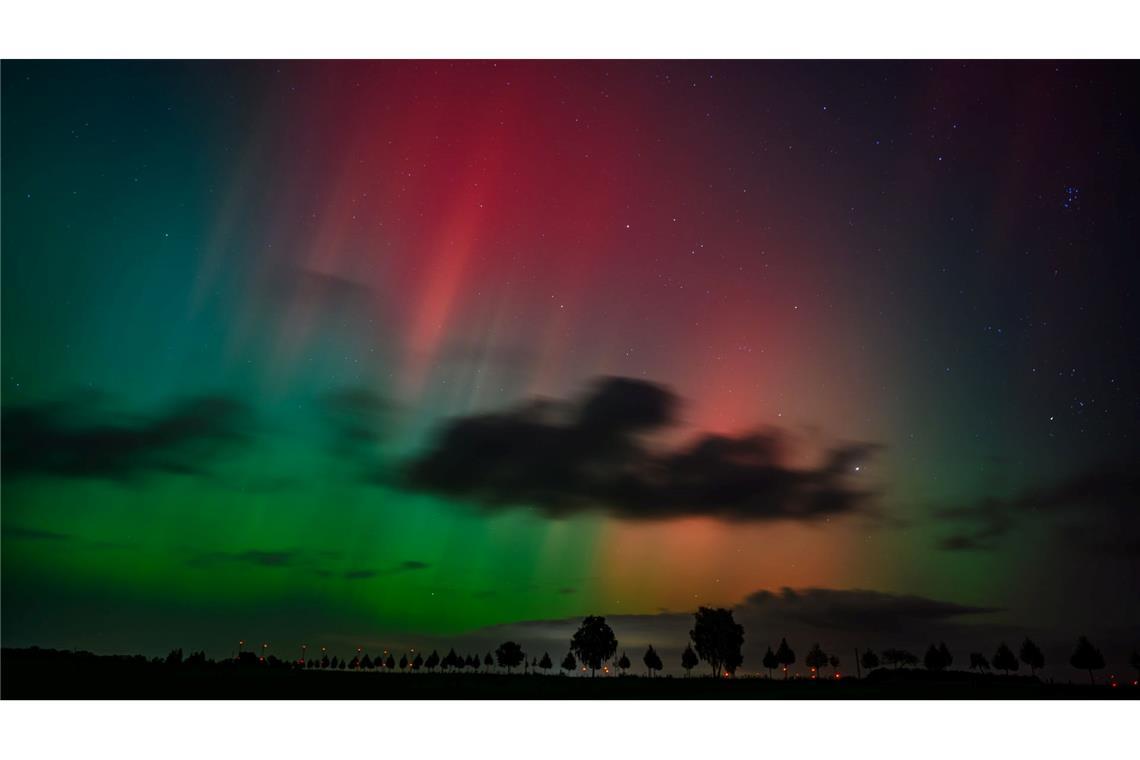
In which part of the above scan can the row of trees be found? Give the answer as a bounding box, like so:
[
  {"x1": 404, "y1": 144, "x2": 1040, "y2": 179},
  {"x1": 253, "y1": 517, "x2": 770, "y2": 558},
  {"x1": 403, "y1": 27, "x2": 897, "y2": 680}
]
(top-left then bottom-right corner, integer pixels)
[{"x1": 228, "y1": 609, "x2": 1134, "y2": 685}]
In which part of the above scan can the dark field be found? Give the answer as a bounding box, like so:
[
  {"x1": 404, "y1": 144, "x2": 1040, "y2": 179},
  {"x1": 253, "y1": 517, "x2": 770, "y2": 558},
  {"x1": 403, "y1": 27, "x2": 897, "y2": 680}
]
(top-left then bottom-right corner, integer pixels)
[{"x1": 3, "y1": 648, "x2": 1135, "y2": 699}]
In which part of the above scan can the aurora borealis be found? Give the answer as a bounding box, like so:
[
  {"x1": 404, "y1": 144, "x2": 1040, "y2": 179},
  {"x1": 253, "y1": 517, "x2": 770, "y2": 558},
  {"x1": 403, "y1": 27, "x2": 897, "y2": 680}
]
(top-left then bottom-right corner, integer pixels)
[{"x1": 2, "y1": 60, "x2": 1138, "y2": 667}]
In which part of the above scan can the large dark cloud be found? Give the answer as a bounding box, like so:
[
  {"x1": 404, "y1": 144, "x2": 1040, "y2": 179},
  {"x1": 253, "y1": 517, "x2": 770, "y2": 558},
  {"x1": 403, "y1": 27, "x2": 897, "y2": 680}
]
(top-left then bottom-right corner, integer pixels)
[
  {"x1": 404, "y1": 376, "x2": 880, "y2": 521},
  {"x1": 742, "y1": 587, "x2": 1001, "y2": 634},
  {"x1": 937, "y1": 456, "x2": 1140, "y2": 556},
  {"x1": 2, "y1": 393, "x2": 252, "y2": 481}
]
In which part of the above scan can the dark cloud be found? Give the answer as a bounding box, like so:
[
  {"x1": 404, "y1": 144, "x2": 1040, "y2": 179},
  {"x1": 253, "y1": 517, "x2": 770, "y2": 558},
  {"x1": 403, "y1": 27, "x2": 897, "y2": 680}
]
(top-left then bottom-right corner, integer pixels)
[
  {"x1": 937, "y1": 456, "x2": 1140, "y2": 555},
  {"x1": 743, "y1": 587, "x2": 1001, "y2": 634},
  {"x1": 336, "y1": 561, "x2": 429, "y2": 580},
  {"x1": 404, "y1": 376, "x2": 880, "y2": 522},
  {"x1": 2, "y1": 526, "x2": 72, "y2": 541},
  {"x1": 255, "y1": 267, "x2": 374, "y2": 319},
  {"x1": 190, "y1": 550, "x2": 298, "y2": 569},
  {"x1": 2, "y1": 393, "x2": 253, "y2": 481}
]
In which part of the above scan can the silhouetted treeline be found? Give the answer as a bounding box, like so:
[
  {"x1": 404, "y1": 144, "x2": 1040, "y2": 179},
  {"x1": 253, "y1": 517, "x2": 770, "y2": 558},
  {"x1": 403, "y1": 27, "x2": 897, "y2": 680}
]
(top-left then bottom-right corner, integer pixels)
[{"x1": 4, "y1": 614, "x2": 1137, "y2": 694}]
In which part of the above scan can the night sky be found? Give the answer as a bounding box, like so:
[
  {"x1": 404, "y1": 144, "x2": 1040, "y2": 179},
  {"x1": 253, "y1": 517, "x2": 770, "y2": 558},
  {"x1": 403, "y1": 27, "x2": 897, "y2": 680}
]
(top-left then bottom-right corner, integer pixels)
[{"x1": 2, "y1": 61, "x2": 1137, "y2": 672}]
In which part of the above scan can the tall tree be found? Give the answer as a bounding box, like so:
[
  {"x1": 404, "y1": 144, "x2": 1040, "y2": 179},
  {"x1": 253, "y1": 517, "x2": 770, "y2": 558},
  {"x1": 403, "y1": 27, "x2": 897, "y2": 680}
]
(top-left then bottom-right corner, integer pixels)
[
  {"x1": 411, "y1": 653, "x2": 424, "y2": 671},
  {"x1": 690, "y1": 607, "x2": 745, "y2": 677},
  {"x1": 969, "y1": 652, "x2": 990, "y2": 672},
  {"x1": 643, "y1": 645, "x2": 663, "y2": 677},
  {"x1": 495, "y1": 641, "x2": 525, "y2": 673},
  {"x1": 385, "y1": 654, "x2": 396, "y2": 671},
  {"x1": 561, "y1": 651, "x2": 576, "y2": 674},
  {"x1": 398, "y1": 654, "x2": 409, "y2": 672},
  {"x1": 483, "y1": 652, "x2": 493, "y2": 672},
  {"x1": 924, "y1": 644, "x2": 947, "y2": 671},
  {"x1": 938, "y1": 642, "x2": 953, "y2": 670},
  {"x1": 361, "y1": 654, "x2": 374, "y2": 670},
  {"x1": 570, "y1": 616, "x2": 618, "y2": 677},
  {"x1": 539, "y1": 652, "x2": 553, "y2": 674},
  {"x1": 425, "y1": 650, "x2": 440, "y2": 671},
  {"x1": 762, "y1": 646, "x2": 779, "y2": 678},
  {"x1": 860, "y1": 649, "x2": 880, "y2": 672},
  {"x1": 1019, "y1": 638, "x2": 1044, "y2": 676},
  {"x1": 805, "y1": 643, "x2": 829, "y2": 678},
  {"x1": 681, "y1": 644, "x2": 699, "y2": 677},
  {"x1": 1069, "y1": 636, "x2": 1106, "y2": 685},
  {"x1": 992, "y1": 643, "x2": 1019, "y2": 675},
  {"x1": 616, "y1": 652, "x2": 631, "y2": 675},
  {"x1": 776, "y1": 638, "x2": 796, "y2": 678},
  {"x1": 828, "y1": 654, "x2": 840, "y2": 678}
]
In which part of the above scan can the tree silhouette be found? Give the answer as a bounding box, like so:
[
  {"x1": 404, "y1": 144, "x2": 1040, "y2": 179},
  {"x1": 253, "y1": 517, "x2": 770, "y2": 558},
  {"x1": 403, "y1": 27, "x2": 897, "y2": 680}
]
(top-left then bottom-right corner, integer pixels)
[
  {"x1": 1069, "y1": 636, "x2": 1105, "y2": 685},
  {"x1": 483, "y1": 652, "x2": 493, "y2": 672},
  {"x1": 337, "y1": 659, "x2": 346, "y2": 670},
  {"x1": 349, "y1": 655, "x2": 361, "y2": 670},
  {"x1": 643, "y1": 645, "x2": 663, "y2": 677},
  {"x1": 442, "y1": 648, "x2": 458, "y2": 669},
  {"x1": 992, "y1": 643, "x2": 1018, "y2": 675},
  {"x1": 561, "y1": 651, "x2": 576, "y2": 674},
  {"x1": 617, "y1": 652, "x2": 631, "y2": 675},
  {"x1": 969, "y1": 652, "x2": 990, "y2": 672},
  {"x1": 1019, "y1": 638, "x2": 1044, "y2": 676},
  {"x1": 938, "y1": 642, "x2": 952, "y2": 669},
  {"x1": 385, "y1": 654, "x2": 396, "y2": 671},
  {"x1": 165, "y1": 648, "x2": 183, "y2": 667},
  {"x1": 330, "y1": 655, "x2": 340, "y2": 669},
  {"x1": 691, "y1": 607, "x2": 745, "y2": 677},
  {"x1": 539, "y1": 652, "x2": 553, "y2": 674},
  {"x1": 570, "y1": 616, "x2": 618, "y2": 677},
  {"x1": 321, "y1": 654, "x2": 331, "y2": 669},
  {"x1": 495, "y1": 641, "x2": 525, "y2": 673},
  {"x1": 924, "y1": 644, "x2": 949, "y2": 671},
  {"x1": 425, "y1": 650, "x2": 440, "y2": 671},
  {"x1": 882, "y1": 649, "x2": 917, "y2": 669},
  {"x1": 776, "y1": 638, "x2": 796, "y2": 678},
  {"x1": 860, "y1": 649, "x2": 880, "y2": 672},
  {"x1": 762, "y1": 646, "x2": 779, "y2": 678},
  {"x1": 805, "y1": 643, "x2": 829, "y2": 678},
  {"x1": 828, "y1": 654, "x2": 840, "y2": 677},
  {"x1": 398, "y1": 654, "x2": 409, "y2": 672},
  {"x1": 411, "y1": 653, "x2": 424, "y2": 671},
  {"x1": 681, "y1": 644, "x2": 699, "y2": 677},
  {"x1": 361, "y1": 654, "x2": 374, "y2": 670}
]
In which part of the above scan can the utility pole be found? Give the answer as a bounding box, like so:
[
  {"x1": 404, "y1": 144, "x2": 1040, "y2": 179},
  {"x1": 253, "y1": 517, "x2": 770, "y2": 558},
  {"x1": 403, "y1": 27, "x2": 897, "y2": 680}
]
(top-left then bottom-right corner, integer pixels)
[{"x1": 854, "y1": 648, "x2": 862, "y2": 680}]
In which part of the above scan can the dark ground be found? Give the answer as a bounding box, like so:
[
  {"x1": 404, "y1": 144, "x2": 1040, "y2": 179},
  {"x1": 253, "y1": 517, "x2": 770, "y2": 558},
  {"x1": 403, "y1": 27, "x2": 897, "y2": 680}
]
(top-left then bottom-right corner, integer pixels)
[{"x1": 3, "y1": 648, "x2": 1136, "y2": 699}]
